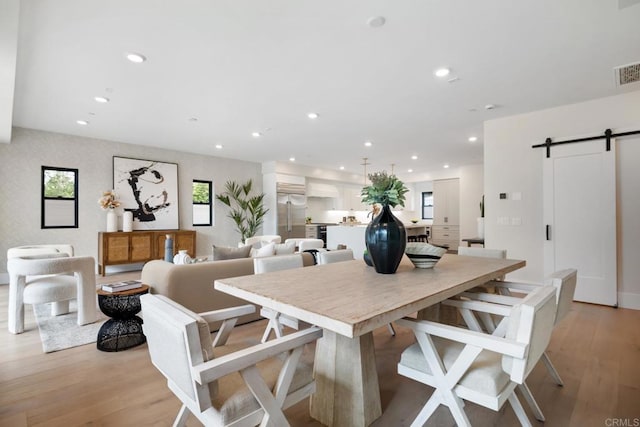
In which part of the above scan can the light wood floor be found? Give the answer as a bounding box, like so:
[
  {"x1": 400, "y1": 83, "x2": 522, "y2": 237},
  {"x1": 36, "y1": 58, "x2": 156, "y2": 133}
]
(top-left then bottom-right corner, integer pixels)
[{"x1": 1, "y1": 272, "x2": 639, "y2": 427}]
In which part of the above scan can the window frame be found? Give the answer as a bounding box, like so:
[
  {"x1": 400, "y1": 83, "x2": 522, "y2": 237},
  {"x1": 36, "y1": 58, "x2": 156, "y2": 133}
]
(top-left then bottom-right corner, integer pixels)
[
  {"x1": 192, "y1": 179, "x2": 213, "y2": 226},
  {"x1": 421, "y1": 191, "x2": 433, "y2": 220},
  {"x1": 41, "y1": 166, "x2": 79, "y2": 229}
]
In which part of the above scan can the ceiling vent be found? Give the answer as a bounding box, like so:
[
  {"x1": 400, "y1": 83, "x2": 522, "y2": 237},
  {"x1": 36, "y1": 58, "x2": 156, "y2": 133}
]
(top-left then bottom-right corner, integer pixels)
[{"x1": 614, "y1": 62, "x2": 640, "y2": 87}]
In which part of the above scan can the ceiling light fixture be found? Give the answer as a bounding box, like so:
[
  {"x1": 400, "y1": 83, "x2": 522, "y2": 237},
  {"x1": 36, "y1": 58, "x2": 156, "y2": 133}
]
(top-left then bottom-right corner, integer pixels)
[
  {"x1": 443, "y1": 164, "x2": 450, "y2": 169},
  {"x1": 215, "y1": 144, "x2": 223, "y2": 149},
  {"x1": 408, "y1": 169, "x2": 413, "y2": 173},
  {"x1": 411, "y1": 155, "x2": 418, "y2": 160},
  {"x1": 468, "y1": 136, "x2": 478, "y2": 142},
  {"x1": 252, "y1": 132, "x2": 262, "y2": 138},
  {"x1": 126, "y1": 52, "x2": 146, "y2": 63},
  {"x1": 76, "y1": 120, "x2": 89, "y2": 125},
  {"x1": 307, "y1": 112, "x2": 319, "y2": 119},
  {"x1": 289, "y1": 157, "x2": 295, "y2": 162},
  {"x1": 188, "y1": 117, "x2": 198, "y2": 122},
  {"x1": 367, "y1": 16, "x2": 386, "y2": 28},
  {"x1": 364, "y1": 141, "x2": 372, "y2": 147},
  {"x1": 94, "y1": 96, "x2": 109, "y2": 103},
  {"x1": 434, "y1": 68, "x2": 450, "y2": 77},
  {"x1": 485, "y1": 104, "x2": 496, "y2": 110},
  {"x1": 339, "y1": 166, "x2": 345, "y2": 170}
]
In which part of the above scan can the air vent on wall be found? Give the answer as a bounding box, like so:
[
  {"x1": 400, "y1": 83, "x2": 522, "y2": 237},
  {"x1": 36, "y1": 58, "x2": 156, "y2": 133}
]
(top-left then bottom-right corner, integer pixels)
[{"x1": 614, "y1": 62, "x2": 640, "y2": 86}]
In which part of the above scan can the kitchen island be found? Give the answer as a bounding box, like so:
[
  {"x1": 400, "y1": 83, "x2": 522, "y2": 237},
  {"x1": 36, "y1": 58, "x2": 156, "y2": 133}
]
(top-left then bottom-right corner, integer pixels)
[{"x1": 327, "y1": 222, "x2": 432, "y2": 259}]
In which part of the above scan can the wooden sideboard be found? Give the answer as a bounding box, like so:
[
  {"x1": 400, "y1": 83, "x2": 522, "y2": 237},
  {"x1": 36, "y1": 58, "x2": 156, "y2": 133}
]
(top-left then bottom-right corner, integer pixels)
[{"x1": 98, "y1": 230, "x2": 196, "y2": 276}]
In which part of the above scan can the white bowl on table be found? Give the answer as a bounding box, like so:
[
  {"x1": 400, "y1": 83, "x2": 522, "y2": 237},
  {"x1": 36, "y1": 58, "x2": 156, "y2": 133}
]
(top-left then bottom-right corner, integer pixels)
[{"x1": 405, "y1": 243, "x2": 447, "y2": 269}]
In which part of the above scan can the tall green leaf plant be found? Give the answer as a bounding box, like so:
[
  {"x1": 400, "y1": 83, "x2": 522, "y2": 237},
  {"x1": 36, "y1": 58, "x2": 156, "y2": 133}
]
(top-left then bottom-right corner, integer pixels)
[{"x1": 216, "y1": 179, "x2": 268, "y2": 242}]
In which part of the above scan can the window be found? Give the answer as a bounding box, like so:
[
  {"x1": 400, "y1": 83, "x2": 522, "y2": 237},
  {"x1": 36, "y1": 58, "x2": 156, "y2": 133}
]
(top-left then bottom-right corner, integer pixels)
[
  {"x1": 192, "y1": 180, "x2": 212, "y2": 226},
  {"x1": 421, "y1": 191, "x2": 433, "y2": 220},
  {"x1": 42, "y1": 166, "x2": 78, "y2": 228}
]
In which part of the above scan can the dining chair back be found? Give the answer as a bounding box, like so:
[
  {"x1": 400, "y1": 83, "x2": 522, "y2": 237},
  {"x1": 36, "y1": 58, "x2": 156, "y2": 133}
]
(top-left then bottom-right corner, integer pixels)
[
  {"x1": 254, "y1": 254, "x2": 306, "y2": 342},
  {"x1": 316, "y1": 249, "x2": 354, "y2": 264}
]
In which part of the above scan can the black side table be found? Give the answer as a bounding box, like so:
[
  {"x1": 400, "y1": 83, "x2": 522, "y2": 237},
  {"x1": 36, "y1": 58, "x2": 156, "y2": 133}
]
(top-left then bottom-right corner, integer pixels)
[{"x1": 96, "y1": 284, "x2": 149, "y2": 352}]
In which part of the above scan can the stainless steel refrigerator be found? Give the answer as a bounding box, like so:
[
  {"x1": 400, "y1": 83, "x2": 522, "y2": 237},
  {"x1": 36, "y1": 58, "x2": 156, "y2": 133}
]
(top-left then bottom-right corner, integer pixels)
[{"x1": 276, "y1": 183, "x2": 306, "y2": 240}]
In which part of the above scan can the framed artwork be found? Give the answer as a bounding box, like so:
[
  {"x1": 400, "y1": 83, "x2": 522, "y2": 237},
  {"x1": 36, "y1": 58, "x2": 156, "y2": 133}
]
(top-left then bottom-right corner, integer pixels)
[{"x1": 113, "y1": 156, "x2": 179, "y2": 230}]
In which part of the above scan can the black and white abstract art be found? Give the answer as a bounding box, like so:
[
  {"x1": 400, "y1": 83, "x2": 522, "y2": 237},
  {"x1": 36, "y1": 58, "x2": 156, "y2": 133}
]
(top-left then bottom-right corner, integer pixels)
[{"x1": 113, "y1": 156, "x2": 179, "y2": 230}]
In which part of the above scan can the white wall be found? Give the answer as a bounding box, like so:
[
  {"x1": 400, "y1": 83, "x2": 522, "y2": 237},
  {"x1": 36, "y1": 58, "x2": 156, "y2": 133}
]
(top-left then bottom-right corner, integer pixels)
[
  {"x1": 484, "y1": 90, "x2": 640, "y2": 308},
  {"x1": 0, "y1": 128, "x2": 262, "y2": 277}
]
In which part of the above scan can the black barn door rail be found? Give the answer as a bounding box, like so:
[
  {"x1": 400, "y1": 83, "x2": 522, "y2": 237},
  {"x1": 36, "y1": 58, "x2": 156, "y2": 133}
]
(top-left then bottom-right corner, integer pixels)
[{"x1": 532, "y1": 128, "x2": 640, "y2": 158}]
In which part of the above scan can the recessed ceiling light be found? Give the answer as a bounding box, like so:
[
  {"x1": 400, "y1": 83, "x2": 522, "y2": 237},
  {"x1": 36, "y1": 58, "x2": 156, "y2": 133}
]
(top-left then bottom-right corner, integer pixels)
[
  {"x1": 443, "y1": 164, "x2": 450, "y2": 169},
  {"x1": 468, "y1": 136, "x2": 478, "y2": 142},
  {"x1": 188, "y1": 117, "x2": 198, "y2": 122},
  {"x1": 215, "y1": 144, "x2": 223, "y2": 149},
  {"x1": 252, "y1": 132, "x2": 262, "y2": 138},
  {"x1": 408, "y1": 169, "x2": 413, "y2": 173},
  {"x1": 126, "y1": 52, "x2": 146, "y2": 63},
  {"x1": 367, "y1": 16, "x2": 386, "y2": 28},
  {"x1": 485, "y1": 104, "x2": 496, "y2": 110},
  {"x1": 289, "y1": 157, "x2": 296, "y2": 162},
  {"x1": 307, "y1": 112, "x2": 319, "y2": 119},
  {"x1": 94, "y1": 96, "x2": 109, "y2": 103},
  {"x1": 76, "y1": 120, "x2": 89, "y2": 125},
  {"x1": 411, "y1": 155, "x2": 418, "y2": 160},
  {"x1": 339, "y1": 166, "x2": 345, "y2": 170},
  {"x1": 364, "y1": 141, "x2": 372, "y2": 147},
  {"x1": 434, "y1": 68, "x2": 450, "y2": 77}
]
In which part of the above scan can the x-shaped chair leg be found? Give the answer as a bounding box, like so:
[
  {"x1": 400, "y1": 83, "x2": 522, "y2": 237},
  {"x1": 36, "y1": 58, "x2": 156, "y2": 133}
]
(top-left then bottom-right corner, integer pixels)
[
  {"x1": 412, "y1": 333, "x2": 477, "y2": 426},
  {"x1": 261, "y1": 309, "x2": 285, "y2": 343},
  {"x1": 240, "y1": 346, "x2": 304, "y2": 427}
]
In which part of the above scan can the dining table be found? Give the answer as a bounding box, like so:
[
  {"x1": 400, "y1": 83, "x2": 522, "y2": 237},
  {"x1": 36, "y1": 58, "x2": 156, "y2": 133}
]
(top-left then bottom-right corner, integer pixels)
[{"x1": 214, "y1": 253, "x2": 526, "y2": 427}]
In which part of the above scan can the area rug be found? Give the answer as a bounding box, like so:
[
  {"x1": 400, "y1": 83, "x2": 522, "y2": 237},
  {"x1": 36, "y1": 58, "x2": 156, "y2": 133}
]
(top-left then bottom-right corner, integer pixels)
[{"x1": 33, "y1": 301, "x2": 107, "y2": 353}]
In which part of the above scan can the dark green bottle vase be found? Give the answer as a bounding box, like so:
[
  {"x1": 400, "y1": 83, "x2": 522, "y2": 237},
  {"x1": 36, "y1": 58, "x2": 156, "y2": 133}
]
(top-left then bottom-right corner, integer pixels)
[{"x1": 365, "y1": 204, "x2": 406, "y2": 274}]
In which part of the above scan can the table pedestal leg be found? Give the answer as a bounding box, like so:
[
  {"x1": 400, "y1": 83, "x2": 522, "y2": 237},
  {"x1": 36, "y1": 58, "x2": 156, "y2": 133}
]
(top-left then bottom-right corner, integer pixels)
[{"x1": 310, "y1": 330, "x2": 381, "y2": 427}]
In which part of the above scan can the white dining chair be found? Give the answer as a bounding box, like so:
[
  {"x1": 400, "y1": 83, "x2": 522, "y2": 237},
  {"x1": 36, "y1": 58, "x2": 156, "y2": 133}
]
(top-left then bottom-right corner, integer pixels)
[
  {"x1": 397, "y1": 285, "x2": 557, "y2": 426},
  {"x1": 141, "y1": 294, "x2": 322, "y2": 427},
  {"x1": 254, "y1": 254, "x2": 308, "y2": 342},
  {"x1": 453, "y1": 268, "x2": 577, "y2": 387}
]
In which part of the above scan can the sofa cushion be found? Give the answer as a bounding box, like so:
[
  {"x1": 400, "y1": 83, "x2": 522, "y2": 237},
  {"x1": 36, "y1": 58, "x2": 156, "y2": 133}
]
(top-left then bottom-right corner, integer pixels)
[
  {"x1": 273, "y1": 241, "x2": 296, "y2": 255},
  {"x1": 213, "y1": 245, "x2": 252, "y2": 261},
  {"x1": 251, "y1": 242, "x2": 275, "y2": 258}
]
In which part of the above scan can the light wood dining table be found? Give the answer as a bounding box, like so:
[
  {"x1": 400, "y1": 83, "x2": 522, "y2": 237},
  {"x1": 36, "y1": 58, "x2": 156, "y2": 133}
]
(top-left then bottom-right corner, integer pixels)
[{"x1": 214, "y1": 254, "x2": 525, "y2": 427}]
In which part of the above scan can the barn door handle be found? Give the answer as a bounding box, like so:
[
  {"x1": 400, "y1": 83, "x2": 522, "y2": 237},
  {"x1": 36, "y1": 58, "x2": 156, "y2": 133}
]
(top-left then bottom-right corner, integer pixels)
[{"x1": 546, "y1": 225, "x2": 551, "y2": 241}]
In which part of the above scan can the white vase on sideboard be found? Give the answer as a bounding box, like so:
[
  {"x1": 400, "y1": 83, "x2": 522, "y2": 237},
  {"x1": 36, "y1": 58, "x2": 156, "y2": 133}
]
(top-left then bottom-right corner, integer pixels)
[{"x1": 106, "y1": 209, "x2": 118, "y2": 232}]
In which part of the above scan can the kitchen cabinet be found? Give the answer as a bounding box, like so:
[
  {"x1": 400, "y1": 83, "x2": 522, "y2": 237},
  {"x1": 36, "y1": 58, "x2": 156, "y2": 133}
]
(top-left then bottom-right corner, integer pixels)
[
  {"x1": 98, "y1": 230, "x2": 196, "y2": 275},
  {"x1": 341, "y1": 185, "x2": 368, "y2": 211},
  {"x1": 431, "y1": 179, "x2": 460, "y2": 249}
]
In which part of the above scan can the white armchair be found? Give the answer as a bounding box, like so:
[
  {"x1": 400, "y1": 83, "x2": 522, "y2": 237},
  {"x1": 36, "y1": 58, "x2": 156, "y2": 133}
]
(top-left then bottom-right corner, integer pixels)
[
  {"x1": 397, "y1": 285, "x2": 557, "y2": 426},
  {"x1": 141, "y1": 294, "x2": 322, "y2": 426},
  {"x1": 7, "y1": 253, "x2": 97, "y2": 334}
]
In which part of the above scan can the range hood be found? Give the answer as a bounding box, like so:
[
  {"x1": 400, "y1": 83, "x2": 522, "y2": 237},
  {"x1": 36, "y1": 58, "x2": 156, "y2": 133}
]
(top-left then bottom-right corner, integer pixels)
[{"x1": 307, "y1": 182, "x2": 340, "y2": 198}]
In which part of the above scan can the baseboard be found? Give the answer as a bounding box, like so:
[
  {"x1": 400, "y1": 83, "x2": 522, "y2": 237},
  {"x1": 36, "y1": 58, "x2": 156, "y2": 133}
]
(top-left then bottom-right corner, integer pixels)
[{"x1": 617, "y1": 292, "x2": 640, "y2": 310}]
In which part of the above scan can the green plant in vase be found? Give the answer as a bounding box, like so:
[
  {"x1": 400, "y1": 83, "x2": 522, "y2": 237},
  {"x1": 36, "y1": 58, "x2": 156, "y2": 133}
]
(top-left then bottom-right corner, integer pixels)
[{"x1": 361, "y1": 171, "x2": 409, "y2": 274}]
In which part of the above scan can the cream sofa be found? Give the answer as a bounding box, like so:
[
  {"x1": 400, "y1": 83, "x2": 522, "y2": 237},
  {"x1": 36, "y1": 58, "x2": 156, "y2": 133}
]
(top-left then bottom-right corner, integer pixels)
[{"x1": 140, "y1": 253, "x2": 315, "y2": 329}]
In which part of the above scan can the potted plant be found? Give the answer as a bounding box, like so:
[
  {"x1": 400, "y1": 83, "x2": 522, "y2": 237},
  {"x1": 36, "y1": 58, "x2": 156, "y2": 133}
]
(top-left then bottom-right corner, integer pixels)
[
  {"x1": 361, "y1": 171, "x2": 409, "y2": 274},
  {"x1": 216, "y1": 179, "x2": 269, "y2": 243}
]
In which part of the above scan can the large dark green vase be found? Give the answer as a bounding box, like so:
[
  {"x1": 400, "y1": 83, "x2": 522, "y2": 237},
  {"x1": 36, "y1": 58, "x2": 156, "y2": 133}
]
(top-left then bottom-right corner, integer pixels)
[{"x1": 365, "y1": 204, "x2": 407, "y2": 274}]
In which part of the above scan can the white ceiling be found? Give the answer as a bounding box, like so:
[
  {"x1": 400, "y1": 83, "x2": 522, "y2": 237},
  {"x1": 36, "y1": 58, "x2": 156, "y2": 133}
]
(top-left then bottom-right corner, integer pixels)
[{"x1": 9, "y1": 0, "x2": 640, "y2": 181}]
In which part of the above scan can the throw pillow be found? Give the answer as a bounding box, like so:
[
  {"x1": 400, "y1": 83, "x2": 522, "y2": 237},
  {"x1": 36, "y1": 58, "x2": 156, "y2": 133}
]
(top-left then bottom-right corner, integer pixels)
[
  {"x1": 212, "y1": 244, "x2": 252, "y2": 261},
  {"x1": 274, "y1": 241, "x2": 296, "y2": 255},
  {"x1": 252, "y1": 242, "x2": 275, "y2": 258}
]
